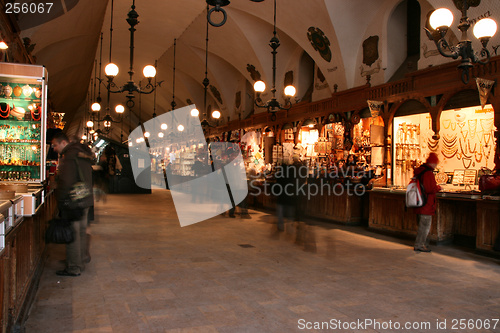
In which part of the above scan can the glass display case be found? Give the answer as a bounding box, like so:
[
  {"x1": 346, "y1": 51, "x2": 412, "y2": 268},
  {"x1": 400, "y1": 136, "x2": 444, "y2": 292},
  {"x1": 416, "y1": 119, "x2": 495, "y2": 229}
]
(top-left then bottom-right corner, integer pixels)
[{"x1": 0, "y1": 63, "x2": 47, "y2": 183}]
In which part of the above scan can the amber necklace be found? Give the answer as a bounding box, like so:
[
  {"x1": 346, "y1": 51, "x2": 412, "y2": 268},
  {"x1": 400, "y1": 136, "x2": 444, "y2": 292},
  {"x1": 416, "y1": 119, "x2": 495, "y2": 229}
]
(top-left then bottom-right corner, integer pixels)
[
  {"x1": 442, "y1": 119, "x2": 451, "y2": 129},
  {"x1": 31, "y1": 106, "x2": 41, "y2": 121},
  {"x1": 450, "y1": 122, "x2": 456, "y2": 131},
  {"x1": 443, "y1": 133, "x2": 457, "y2": 143},
  {"x1": 480, "y1": 118, "x2": 493, "y2": 132},
  {"x1": 467, "y1": 141, "x2": 477, "y2": 154},
  {"x1": 460, "y1": 129, "x2": 468, "y2": 142},
  {"x1": 441, "y1": 138, "x2": 458, "y2": 158},
  {"x1": 0, "y1": 103, "x2": 10, "y2": 118},
  {"x1": 459, "y1": 138, "x2": 472, "y2": 158},
  {"x1": 427, "y1": 138, "x2": 439, "y2": 151},
  {"x1": 483, "y1": 145, "x2": 491, "y2": 160},
  {"x1": 483, "y1": 132, "x2": 492, "y2": 147},
  {"x1": 475, "y1": 151, "x2": 483, "y2": 163},
  {"x1": 441, "y1": 147, "x2": 458, "y2": 159},
  {"x1": 462, "y1": 157, "x2": 472, "y2": 169},
  {"x1": 468, "y1": 119, "x2": 477, "y2": 139}
]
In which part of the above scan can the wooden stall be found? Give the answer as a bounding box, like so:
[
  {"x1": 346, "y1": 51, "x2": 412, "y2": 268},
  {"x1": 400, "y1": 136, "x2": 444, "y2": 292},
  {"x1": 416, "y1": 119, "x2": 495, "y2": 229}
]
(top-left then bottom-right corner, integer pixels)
[
  {"x1": 476, "y1": 200, "x2": 500, "y2": 253},
  {"x1": 304, "y1": 189, "x2": 368, "y2": 225},
  {"x1": 369, "y1": 188, "x2": 500, "y2": 253},
  {"x1": 0, "y1": 190, "x2": 56, "y2": 333}
]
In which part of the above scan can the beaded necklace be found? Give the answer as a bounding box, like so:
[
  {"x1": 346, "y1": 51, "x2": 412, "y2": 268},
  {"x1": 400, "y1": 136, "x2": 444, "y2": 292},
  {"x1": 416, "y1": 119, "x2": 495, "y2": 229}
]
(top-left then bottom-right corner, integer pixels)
[{"x1": 0, "y1": 103, "x2": 10, "y2": 118}]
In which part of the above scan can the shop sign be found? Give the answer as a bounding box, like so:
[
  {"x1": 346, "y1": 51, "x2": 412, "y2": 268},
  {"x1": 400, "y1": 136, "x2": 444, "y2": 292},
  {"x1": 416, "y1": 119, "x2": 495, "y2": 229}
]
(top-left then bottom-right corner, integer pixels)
[{"x1": 367, "y1": 100, "x2": 384, "y2": 117}]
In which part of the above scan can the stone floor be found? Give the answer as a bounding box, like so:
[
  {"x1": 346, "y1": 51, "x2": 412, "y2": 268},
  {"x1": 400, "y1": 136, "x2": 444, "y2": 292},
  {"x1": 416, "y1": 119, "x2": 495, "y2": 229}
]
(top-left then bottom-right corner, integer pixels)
[{"x1": 25, "y1": 190, "x2": 500, "y2": 333}]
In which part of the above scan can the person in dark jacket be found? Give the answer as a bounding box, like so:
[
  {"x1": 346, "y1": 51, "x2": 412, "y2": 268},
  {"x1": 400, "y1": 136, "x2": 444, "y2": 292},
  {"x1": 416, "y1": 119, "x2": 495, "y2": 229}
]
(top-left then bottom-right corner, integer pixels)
[
  {"x1": 413, "y1": 152, "x2": 441, "y2": 253},
  {"x1": 52, "y1": 132, "x2": 94, "y2": 276}
]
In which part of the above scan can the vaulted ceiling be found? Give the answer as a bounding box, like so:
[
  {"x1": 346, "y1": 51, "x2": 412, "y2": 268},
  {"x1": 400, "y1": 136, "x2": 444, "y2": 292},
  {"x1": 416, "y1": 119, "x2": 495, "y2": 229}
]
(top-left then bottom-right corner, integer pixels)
[{"x1": 17, "y1": 0, "x2": 500, "y2": 142}]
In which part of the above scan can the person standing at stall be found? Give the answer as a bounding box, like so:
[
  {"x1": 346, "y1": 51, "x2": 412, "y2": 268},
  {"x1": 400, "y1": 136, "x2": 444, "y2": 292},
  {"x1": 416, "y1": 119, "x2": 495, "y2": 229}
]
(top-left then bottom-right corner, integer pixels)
[
  {"x1": 413, "y1": 152, "x2": 441, "y2": 253},
  {"x1": 51, "y1": 132, "x2": 94, "y2": 276}
]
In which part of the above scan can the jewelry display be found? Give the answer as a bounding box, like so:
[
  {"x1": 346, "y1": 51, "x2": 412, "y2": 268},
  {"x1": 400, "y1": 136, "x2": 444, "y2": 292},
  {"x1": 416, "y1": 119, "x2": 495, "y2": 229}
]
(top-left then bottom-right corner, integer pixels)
[
  {"x1": 460, "y1": 129, "x2": 468, "y2": 142},
  {"x1": 480, "y1": 118, "x2": 494, "y2": 132},
  {"x1": 462, "y1": 157, "x2": 472, "y2": 169},
  {"x1": 427, "y1": 137, "x2": 439, "y2": 151},
  {"x1": 441, "y1": 143, "x2": 458, "y2": 159},
  {"x1": 468, "y1": 119, "x2": 477, "y2": 139},
  {"x1": 0, "y1": 79, "x2": 44, "y2": 182},
  {"x1": 475, "y1": 151, "x2": 482, "y2": 163},
  {"x1": 483, "y1": 132, "x2": 491, "y2": 147},
  {"x1": 483, "y1": 145, "x2": 491, "y2": 160},
  {"x1": 467, "y1": 141, "x2": 476, "y2": 154},
  {"x1": 459, "y1": 138, "x2": 472, "y2": 158},
  {"x1": 394, "y1": 122, "x2": 421, "y2": 187},
  {"x1": 442, "y1": 133, "x2": 457, "y2": 146}
]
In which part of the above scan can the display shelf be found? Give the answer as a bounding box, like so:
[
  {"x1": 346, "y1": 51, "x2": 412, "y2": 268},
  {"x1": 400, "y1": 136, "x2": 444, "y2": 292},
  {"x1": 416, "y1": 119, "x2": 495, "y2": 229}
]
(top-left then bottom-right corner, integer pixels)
[
  {"x1": 0, "y1": 65, "x2": 47, "y2": 184},
  {"x1": 0, "y1": 163, "x2": 40, "y2": 167}
]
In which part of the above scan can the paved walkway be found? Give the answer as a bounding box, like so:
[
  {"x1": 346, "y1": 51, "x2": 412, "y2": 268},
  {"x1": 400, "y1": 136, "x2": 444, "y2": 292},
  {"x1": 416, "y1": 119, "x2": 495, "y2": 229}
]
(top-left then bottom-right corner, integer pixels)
[{"x1": 25, "y1": 190, "x2": 500, "y2": 332}]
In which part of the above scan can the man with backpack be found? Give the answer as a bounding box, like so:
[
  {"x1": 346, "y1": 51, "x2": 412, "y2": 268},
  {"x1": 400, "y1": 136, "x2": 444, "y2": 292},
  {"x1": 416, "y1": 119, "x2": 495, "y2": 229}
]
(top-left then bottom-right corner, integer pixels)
[{"x1": 413, "y1": 153, "x2": 441, "y2": 253}]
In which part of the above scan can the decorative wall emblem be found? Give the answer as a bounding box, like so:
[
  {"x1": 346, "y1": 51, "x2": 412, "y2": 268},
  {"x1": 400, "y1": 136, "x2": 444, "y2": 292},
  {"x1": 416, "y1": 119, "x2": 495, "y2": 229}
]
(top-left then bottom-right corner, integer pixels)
[
  {"x1": 360, "y1": 59, "x2": 381, "y2": 77},
  {"x1": 363, "y1": 36, "x2": 379, "y2": 66},
  {"x1": 246, "y1": 64, "x2": 261, "y2": 81},
  {"x1": 209, "y1": 85, "x2": 223, "y2": 105},
  {"x1": 307, "y1": 27, "x2": 332, "y2": 62}
]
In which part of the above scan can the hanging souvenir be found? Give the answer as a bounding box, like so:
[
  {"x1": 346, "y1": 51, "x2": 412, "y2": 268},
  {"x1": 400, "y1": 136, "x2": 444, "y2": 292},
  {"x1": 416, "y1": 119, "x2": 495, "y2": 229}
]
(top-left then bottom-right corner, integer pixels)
[{"x1": 367, "y1": 100, "x2": 383, "y2": 117}]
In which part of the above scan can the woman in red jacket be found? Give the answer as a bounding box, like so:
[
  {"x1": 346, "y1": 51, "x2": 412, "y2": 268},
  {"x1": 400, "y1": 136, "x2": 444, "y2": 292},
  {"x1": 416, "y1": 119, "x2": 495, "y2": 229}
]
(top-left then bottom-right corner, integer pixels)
[{"x1": 413, "y1": 153, "x2": 441, "y2": 252}]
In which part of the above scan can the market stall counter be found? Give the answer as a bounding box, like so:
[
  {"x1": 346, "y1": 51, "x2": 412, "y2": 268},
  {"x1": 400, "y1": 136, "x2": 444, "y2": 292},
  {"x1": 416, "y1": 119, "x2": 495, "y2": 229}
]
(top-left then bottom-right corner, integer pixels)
[
  {"x1": 0, "y1": 189, "x2": 57, "y2": 332},
  {"x1": 369, "y1": 187, "x2": 500, "y2": 254}
]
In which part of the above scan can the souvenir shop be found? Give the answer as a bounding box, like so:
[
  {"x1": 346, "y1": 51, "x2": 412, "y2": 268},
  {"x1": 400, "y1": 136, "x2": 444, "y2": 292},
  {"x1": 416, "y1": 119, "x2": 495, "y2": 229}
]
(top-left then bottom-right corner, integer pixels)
[{"x1": 369, "y1": 93, "x2": 498, "y2": 251}]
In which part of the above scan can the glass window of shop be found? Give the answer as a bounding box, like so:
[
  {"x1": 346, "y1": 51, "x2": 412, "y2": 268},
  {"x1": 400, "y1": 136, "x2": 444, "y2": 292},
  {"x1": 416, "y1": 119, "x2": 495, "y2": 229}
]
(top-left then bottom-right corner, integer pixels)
[
  {"x1": 392, "y1": 103, "x2": 496, "y2": 189},
  {"x1": 438, "y1": 105, "x2": 496, "y2": 190}
]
